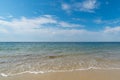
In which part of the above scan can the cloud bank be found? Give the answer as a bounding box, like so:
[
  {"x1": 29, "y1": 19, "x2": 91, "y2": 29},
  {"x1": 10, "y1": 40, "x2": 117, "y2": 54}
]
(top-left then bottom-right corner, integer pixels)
[{"x1": 0, "y1": 15, "x2": 120, "y2": 42}]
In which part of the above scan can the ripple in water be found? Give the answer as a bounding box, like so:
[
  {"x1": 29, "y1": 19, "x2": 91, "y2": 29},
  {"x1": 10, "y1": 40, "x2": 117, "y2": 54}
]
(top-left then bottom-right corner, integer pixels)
[{"x1": 0, "y1": 42, "x2": 120, "y2": 76}]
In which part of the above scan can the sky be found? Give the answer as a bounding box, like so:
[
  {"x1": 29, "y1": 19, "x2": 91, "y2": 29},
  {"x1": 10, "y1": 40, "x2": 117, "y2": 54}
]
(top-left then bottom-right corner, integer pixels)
[{"x1": 0, "y1": 0, "x2": 120, "y2": 42}]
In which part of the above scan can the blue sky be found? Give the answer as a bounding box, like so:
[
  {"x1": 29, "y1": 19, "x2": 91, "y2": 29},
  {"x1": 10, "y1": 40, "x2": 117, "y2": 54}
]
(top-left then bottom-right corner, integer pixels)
[{"x1": 0, "y1": 0, "x2": 120, "y2": 42}]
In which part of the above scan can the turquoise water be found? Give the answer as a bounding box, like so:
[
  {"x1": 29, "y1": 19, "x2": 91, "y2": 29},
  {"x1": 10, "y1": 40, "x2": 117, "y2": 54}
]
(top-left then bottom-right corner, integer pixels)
[{"x1": 0, "y1": 42, "x2": 120, "y2": 76}]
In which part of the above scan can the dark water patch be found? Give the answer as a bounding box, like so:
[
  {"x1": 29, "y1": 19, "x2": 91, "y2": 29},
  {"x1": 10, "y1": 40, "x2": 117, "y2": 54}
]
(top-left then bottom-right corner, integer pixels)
[
  {"x1": 45, "y1": 54, "x2": 67, "y2": 59},
  {"x1": 0, "y1": 61, "x2": 6, "y2": 64}
]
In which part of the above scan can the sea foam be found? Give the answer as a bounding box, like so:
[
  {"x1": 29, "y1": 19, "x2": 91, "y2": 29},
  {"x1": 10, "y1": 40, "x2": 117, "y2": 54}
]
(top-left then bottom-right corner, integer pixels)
[{"x1": 1, "y1": 67, "x2": 120, "y2": 77}]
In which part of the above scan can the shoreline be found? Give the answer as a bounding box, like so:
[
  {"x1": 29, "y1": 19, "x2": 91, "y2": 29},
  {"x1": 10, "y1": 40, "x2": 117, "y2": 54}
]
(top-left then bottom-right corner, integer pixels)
[
  {"x1": 1, "y1": 67, "x2": 120, "y2": 77},
  {"x1": 1, "y1": 69, "x2": 120, "y2": 80}
]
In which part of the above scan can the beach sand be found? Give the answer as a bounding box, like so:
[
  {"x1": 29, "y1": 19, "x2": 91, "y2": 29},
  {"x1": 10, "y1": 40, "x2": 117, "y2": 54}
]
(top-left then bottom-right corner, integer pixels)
[{"x1": 1, "y1": 69, "x2": 120, "y2": 80}]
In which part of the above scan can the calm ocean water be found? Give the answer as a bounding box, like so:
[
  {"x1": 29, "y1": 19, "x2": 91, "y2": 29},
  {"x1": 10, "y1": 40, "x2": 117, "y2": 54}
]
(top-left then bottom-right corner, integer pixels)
[{"x1": 0, "y1": 42, "x2": 120, "y2": 76}]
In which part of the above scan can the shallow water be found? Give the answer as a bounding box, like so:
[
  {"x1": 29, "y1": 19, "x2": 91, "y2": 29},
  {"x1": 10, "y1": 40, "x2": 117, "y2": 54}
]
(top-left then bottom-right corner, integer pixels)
[{"x1": 0, "y1": 42, "x2": 120, "y2": 77}]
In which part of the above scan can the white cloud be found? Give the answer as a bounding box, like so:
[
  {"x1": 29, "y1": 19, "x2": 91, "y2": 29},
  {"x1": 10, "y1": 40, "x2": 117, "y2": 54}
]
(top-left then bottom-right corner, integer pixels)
[
  {"x1": 61, "y1": 3, "x2": 71, "y2": 13},
  {"x1": 1, "y1": 25, "x2": 120, "y2": 42},
  {"x1": 59, "y1": 21, "x2": 84, "y2": 27},
  {"x1": 104, "y1": 26, "x2": 120, "y2": 33},
  {"x1": 94, "y1": 18, "x2": 102, "y2": 24},
  {"x1": 0, "y1": 16, "x2": 57, "y2": 34},
  {"x1": 61, "y1": 0, "x2": 99, "y2": 13},
  {"x1": 94, "y1": 18, "x2": 120, "y2": 24},
  {"x1": 1, "y1": 15, "x2": 120, "y2": 41},
  {"x1": 0, "y1": 15, "x2": 83, "y2": 34},
  {"x1": 77, "y1": 0, "x2": 99, "y2": 12},
  {"x1": 28, "y1": 26, "x2": 120, "y2": 41}
]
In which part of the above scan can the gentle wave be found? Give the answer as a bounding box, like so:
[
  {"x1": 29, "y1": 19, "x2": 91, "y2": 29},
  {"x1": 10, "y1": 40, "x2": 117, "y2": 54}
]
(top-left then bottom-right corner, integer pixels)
[
  {"x1": 1, "y1": 42, "x2": 120, "y2": 77},
  {"x1": 1, "y1": 67, "x2": 120, "y2": 77}
]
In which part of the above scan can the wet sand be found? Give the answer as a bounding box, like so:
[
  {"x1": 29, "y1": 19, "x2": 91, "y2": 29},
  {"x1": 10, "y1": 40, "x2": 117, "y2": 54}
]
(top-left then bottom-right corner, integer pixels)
[{"x1": 1, "y1": 69, "x2": 120, "y2": 80}]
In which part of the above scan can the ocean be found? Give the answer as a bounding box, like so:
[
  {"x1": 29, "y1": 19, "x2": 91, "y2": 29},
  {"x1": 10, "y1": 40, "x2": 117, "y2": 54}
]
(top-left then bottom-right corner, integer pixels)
[{"x1": 0, "y1": 42, "x2": 120, "y2": 77}]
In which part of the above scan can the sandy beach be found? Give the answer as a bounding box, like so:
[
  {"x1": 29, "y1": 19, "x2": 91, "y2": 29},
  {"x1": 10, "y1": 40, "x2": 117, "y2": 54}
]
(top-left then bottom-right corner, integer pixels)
[{"x1": 0, "y1": 69, "x2": 120, "y2": 80}]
